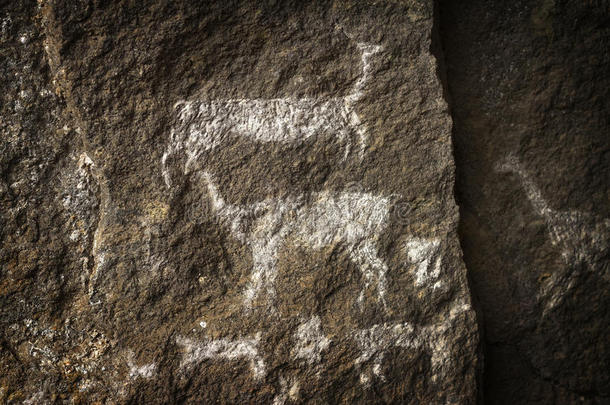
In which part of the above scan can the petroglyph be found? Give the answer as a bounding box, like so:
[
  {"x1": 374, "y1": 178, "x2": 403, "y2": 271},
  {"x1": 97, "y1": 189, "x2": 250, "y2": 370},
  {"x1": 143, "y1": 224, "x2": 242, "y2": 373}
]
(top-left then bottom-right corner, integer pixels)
[
  {"x1": 162, "y1": 42, "x2": 382, "y2": 188},
  {"x1": 496, "y1": 154, "x2": 610, "y2": 313},
  {"x1": 272, "y1": 376, "x2": 300, "y2": 405},
  {"x1": 353, "y1": 301, "x2": 470, "y2": 385},
  {"x1": 60, "y1": 152, "x2": 98, "y2": 236},
  {"x1": 292, "y1": 316, "x2": 331, "y2": 364},
  {"x1": 353, "y1": 322, "x2": 420, "y2": 385},
  {"x1": 153, "y1": 25, "x2": 475, "y2": 398},
  {"x1": 57, "y1": 151, "x2": 109, "y2": 305},
  {"x1": 127, "y1": 351, "x2": 156, "y2": 380},
  {"x1": 201, "y1": 171, "x2": 392, "y2": 311},
  {"x1": 173, "y1": 301, "x2": 471, "y2": 391},
  {"x1": 176, "y1": 333, "x2": 265, "y2": 380},
  {"x1": 405, "y1": 238, "x2": 442, "y2": 289}
]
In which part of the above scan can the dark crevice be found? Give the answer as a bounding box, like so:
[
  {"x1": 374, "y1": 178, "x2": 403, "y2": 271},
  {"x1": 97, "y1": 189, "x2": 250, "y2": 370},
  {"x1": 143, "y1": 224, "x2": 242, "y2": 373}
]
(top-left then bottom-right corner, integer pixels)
[
  {"x1": 437, "y1": 0, "x2": 610, "y2": 403},
  {"x1": 431, "y1": 1, "x2": 486, "y2": 403}
]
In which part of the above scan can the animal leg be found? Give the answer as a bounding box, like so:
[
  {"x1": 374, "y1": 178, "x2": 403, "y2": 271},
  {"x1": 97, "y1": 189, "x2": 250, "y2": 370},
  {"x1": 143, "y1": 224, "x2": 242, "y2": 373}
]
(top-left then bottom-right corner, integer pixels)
[
  {"x1": 161, "y1": 147, "x2": 174, "y2": 189},
  {"x1": 244, "y1": 239, "x2": 279, "y2": 311},
  {"x1": 339, "y1": 128, "x2": 352, "y2": 161},
  {"x1": 184, "y1": 129, "x2": 213, "y2": 175},
  {"x1": 347, "y1": 109, "x2": 367, "y2": 160},
  {"x1": 351, "y1": 240, "x2": 389, "y2": 310}
]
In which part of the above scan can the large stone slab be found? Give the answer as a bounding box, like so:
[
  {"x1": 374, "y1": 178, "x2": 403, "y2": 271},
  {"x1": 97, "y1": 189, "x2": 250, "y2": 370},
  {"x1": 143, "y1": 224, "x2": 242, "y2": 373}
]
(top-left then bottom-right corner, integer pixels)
[{"x1": 1, "y1": 0, "x2": 478, "y2": 403}]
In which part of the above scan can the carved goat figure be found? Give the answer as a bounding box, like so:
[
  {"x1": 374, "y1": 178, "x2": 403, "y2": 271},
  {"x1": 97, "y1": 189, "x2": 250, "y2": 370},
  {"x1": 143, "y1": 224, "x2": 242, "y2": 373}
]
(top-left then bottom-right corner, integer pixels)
[
  {"x1": 200, "y1": 172, "x2": 392, "y2": 311},
  {"x1": 162, "y1": 42, "x2": 382, "y2": 188}
]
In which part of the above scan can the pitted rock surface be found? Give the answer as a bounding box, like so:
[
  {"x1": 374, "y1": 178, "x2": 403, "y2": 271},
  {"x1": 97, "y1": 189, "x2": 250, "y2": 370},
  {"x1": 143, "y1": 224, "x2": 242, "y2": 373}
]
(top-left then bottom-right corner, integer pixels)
[{"x1": 1, "y1": 0, "x2": 478, "y2": 403}]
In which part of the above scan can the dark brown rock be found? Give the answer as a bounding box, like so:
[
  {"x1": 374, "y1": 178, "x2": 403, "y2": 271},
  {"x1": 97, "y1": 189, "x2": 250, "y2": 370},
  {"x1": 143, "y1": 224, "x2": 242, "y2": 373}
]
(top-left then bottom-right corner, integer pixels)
[
  {"x1": 440, "y1": 0, "x2": 610, "y2": 403},
  {"x1": 2, "y1": 0, "x2": 478, "y2": 403}
]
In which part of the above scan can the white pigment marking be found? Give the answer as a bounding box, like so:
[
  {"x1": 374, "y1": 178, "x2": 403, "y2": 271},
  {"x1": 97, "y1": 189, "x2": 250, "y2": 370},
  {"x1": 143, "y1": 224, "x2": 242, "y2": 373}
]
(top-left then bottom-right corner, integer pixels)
[
  {"x1": 292, "y1": 316, "x2": 331, "y2": 364},
  {"x1": 162, "y1": 42, "x2": 382, "y2": 188},
  {"x1": 61, "y1": 152, "x2": 96, "y2": 212},
  {"x1": 404, "y1": 238, "x2": 442, "y2": 287},
  {"x1": 85, "y1": 153, "x2": 112, "y2": 307},
  {"x1": 353, "y1": 301, "x2": 471, "y2": 385},
  {"x1": 59, "y1": 151, "x2": 104, "y2": 304},
  {"x1": 176, "y1": 332, "x2": 265, "y2": 380},
  {"x1": 127, "y1": 351, "x2": 156, "y2": 380},
  {"x1": 202, "y1": 172, "x2": 393, "y2": 311},
  {"x1": 496, "y1": 154, "x2": 610, "y2": 313},
  {"x1": 272, "y1": 376, "x2": 300, "y2": 405},
  {"x1": 353, "y1": 322, "x2": 419, "y2": 384}
]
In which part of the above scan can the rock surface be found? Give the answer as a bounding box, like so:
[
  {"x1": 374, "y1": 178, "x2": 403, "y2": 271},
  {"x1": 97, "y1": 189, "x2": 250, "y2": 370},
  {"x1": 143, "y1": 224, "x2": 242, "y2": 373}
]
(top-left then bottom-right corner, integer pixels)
[
  {"x1": 1, "y1": 0, "x2": 479, "y2": 403},
  {"x1": 441, "y1": 0, "x2": 610, "y2": 403}
]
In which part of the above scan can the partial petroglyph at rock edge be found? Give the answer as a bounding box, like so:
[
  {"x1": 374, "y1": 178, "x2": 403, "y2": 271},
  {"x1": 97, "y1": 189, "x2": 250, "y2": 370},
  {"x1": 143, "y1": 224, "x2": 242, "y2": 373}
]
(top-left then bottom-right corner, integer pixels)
[
  {"x1": 353, "y1": 301, "x2": 471, "y2": 386},
  {"x1": 404, "y1": 238, "x2": 443, "y2": 289},
  {"x1": 496, "y1": 154, "x2": 610, "y2": 313}
]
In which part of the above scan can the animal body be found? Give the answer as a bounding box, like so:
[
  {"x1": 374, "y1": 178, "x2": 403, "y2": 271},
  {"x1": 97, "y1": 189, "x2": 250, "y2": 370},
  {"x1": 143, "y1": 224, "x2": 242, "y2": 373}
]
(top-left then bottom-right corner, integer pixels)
[
  {"x1": 353, "y1": 300, "x2": 470, "y2": 385},
  {"x1": 162, "y1": 43, "x2": 382, "y2": 188},
  {"x1": 200, "y1": 171, "x2": 392, "y2": 311}
]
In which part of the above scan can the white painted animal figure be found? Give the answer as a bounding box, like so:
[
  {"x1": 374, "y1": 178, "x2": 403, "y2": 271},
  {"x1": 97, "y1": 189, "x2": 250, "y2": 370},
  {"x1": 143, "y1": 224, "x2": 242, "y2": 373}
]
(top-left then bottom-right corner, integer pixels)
[
  {"x1": 353, "y1": 300, "x2": 470, "y2": 385},
  {"x1": 200, "y1": 171, "x2": 393, "y2": 311},
  {"x1": 162, "y1": 42, "x2": 382, "y2": 188},
  {"x1": 176, "y1": 333, "x2": 265, "y2": 381},
  {"x1": 496, "y1": 154, "x2": 610, "y2": 313}
]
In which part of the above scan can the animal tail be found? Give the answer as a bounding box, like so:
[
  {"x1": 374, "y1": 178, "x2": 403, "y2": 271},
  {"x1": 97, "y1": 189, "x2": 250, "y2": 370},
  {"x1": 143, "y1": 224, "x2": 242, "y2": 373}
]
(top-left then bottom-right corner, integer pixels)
[{"x1": 200, "y1": 171, "x2": 226, "y2": 212}]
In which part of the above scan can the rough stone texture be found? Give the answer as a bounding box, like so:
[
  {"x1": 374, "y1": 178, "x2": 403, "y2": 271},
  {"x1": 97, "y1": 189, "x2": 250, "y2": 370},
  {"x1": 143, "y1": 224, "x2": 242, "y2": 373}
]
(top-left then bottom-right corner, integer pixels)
[
  {"x1": 1, "y1": 0, "x2": 478, "y2": 403},
  {"x1": 441, "y1": 0, "x2": 610, "y2": 403}
]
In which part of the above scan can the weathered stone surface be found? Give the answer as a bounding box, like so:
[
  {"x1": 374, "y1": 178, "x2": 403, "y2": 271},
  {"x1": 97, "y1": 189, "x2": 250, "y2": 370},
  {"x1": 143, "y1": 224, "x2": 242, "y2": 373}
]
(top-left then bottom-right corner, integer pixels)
[
  {"x1": 441, "y1": 0, "x2": 610, "y2": 403},
  {"x1": 2, "y1": 0, "x2": 478, "y2": 403}
]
